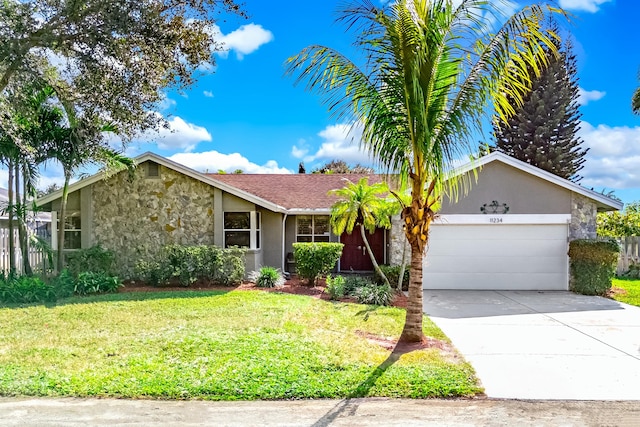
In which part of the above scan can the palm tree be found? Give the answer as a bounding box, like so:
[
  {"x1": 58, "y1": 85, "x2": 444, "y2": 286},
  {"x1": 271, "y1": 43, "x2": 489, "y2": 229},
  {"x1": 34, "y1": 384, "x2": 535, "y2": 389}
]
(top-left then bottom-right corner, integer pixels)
[
  {"x1": 288, "y1": 0, "x2": 562, "y2": 343},
  {"x1": 633, "y1": 74, "x2": 640, "y2": 114},
  {"x1": 329, "y1": 177, "x2": 391, "y2": 287}
]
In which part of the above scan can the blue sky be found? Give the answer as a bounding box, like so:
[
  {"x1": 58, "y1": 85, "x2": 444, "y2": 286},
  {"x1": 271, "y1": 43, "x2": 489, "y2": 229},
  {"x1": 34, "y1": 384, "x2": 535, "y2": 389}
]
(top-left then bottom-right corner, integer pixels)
[{"x1": 29, "y1": 0, "x2": 640, "y2": 204}]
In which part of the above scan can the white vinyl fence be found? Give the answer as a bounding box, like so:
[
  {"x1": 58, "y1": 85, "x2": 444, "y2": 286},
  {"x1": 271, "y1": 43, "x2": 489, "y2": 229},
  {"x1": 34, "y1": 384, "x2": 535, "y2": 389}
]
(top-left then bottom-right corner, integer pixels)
[
  {"x1": 617, "y1": 236, "x2": 640, "y2": 275},
  {"x1": 0, "y1": 228, "x2": 50, "y2": 275}
]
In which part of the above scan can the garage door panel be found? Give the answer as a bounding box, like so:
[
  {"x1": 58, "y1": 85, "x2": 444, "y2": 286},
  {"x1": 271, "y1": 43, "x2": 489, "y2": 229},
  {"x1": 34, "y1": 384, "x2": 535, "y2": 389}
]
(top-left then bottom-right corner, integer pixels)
[
  {"x1": 426, "y1": 239, "x2": 567, "y2": 257},
  {"x1": 425, "y1": 255, "x2": 567, "y2": 274},
  {"x1": 423, "y1": 273, "x2": 569, "y2": 290},
  {"x1": 423, "y1": 223, "x2": 568, "y2": 290}
]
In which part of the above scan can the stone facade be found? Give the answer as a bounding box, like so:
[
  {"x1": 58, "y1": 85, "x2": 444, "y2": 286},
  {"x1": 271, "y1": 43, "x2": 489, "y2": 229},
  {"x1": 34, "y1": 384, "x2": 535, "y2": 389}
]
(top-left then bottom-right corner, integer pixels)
[
  {"x1": 388, "y1": 215, "x2": 408, "y2": 266},
  {"x1": 569, "y1": 192, "x2": 597, "y2": 240},
  {"x1": 91, "y1": 162, "x2": 215, "y2": 277}
]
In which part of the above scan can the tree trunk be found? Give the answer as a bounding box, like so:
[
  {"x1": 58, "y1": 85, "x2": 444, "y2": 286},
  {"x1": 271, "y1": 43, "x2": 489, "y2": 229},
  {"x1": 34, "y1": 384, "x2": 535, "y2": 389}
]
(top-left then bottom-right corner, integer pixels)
[
  {"x1": 398, "y1": 242, "x2": 425, "y2": 343},
  {"x1": 359, "y1": 224, "x2": 390, "y2": 287},
  {"x1": 56, "y1": 173, "x2": 71, "y2": 272},
  {"x1": 16, "y1": 164, "x2": 32, "y2": 275},
  {"x1": 7, "y1": 161, "x2": 15, "y2": 274}
]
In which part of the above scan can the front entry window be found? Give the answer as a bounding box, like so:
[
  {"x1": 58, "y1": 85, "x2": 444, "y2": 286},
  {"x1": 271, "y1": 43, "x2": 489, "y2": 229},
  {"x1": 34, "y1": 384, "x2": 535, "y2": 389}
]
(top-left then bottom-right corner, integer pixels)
[
  {"x1": 224, "y1": 211, "x2": 261, "y2": 249},
  {"x1": 296, "y1": 215, "x2": 330, "y2": 242}
]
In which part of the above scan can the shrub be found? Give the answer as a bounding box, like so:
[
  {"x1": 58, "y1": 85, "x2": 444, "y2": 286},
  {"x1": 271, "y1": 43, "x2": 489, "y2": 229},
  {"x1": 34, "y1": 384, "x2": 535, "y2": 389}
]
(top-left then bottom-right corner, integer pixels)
[
  {"x1": 377, "y1": 265, "x2": 409, "y2": 291},
  {"x1": 354, "y1": 283, "x2": 393, "y2": 306},
  {"x1": 0, "y1": 275, "x2": 56, "y2": 304},
  {"x1": 292, "y1": 242, "x2": 343, "y2": 285},
  {"x1": 569, "y1": 239, "x2": 619, "y2": 296},
  {"x1": 135, "y1": 245, "x2": 245, "y2": 286},
  {"x1": 325, "y1": 275, "x2": 346, "y2": 300},
  {"x1": 250, "y1": 266, "x2": 285, "y2": 288},
  {"x1": 74, "y1": 272, "x2": 122, "y2": 295},
  {"x1": 50, "y1": 269, "x2": 75, "y2": 299},
  {"x1": 66, "y1": 245, "x2": 115, "y2": 277},
  {"x1": 343, "y1": 275, "x2": 375, "y2": 295}
]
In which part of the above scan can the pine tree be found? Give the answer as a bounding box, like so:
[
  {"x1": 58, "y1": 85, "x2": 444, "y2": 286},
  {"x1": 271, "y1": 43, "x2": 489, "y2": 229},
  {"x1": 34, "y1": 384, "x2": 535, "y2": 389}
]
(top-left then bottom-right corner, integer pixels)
[{"x1": 493, "y1": 29, "x2": 588, "y2": 182}]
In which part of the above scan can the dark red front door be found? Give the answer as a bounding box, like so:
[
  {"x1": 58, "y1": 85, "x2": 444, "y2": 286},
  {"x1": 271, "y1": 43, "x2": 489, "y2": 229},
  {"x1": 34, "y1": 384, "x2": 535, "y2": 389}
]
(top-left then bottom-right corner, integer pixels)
[{"x1": 340, "y1": 227, "x2": 385, "y2": 272}]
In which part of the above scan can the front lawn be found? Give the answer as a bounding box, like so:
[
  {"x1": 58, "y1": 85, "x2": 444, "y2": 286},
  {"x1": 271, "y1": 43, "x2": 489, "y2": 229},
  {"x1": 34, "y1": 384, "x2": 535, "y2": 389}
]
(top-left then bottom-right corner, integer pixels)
[
  {"x1": 611, "y1": 278, "x2": 640, "y2": 307},
  {"x1": 0, "y1": 290, "x2": 481, "y2": 399}
]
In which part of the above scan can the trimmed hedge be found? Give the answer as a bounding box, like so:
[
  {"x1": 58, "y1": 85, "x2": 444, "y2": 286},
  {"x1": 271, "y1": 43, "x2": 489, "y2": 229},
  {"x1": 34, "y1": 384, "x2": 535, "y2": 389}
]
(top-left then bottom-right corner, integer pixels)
[
  {"x1": 292, "y1": 242, "x2": 343, "y2": 285},
  {"x1": 568, "y1": 239, "x2": 619, "y2": 296}
]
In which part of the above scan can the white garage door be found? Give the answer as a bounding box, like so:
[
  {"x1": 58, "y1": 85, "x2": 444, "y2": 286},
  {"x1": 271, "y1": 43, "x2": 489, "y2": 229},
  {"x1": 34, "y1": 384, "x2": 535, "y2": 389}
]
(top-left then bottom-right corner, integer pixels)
[{"x1": 423, "y1": 219, "x2": 569, "y2": 290}]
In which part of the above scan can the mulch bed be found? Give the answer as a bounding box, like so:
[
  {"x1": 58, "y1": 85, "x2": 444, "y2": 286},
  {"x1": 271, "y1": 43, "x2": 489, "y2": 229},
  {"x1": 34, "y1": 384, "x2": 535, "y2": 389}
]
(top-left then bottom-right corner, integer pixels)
[{"x1": 120, "y1": 276, "x2": 408, "y2": 308}]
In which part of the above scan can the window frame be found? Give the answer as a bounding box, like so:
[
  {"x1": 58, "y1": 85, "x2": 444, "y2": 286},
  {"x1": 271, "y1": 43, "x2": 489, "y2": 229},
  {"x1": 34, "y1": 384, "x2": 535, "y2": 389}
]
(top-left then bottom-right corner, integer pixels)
[
  {"x1": 296, "y1": 215, "x2": 330, "y2": 243},
  {"x1": 61, "y1": 211, "x2": 82, "y2": 250},
  {"x1": 223, "y1": 211, "x2": 261, "y2": 249}
]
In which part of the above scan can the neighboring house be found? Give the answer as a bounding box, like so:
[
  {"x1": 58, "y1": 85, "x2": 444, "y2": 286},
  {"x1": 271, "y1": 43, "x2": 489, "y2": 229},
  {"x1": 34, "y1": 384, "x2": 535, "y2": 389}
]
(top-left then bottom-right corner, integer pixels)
[
  {"x1": 0, "y1": 187, "x2": 51, "y2": 237},
  {"x1": 36, "y1": 151, "x2": 621, "y2": 290}
]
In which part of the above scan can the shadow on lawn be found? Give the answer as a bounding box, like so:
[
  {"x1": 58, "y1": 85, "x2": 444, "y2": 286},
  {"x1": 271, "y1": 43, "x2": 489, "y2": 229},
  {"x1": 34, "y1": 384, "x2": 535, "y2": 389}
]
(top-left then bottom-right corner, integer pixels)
[
  {"x1": 310, "y1": 342, "x2": 415, "y2": 427},
  {"x1": 0, "y1": 289, "x2": 232, "y2": 310}
]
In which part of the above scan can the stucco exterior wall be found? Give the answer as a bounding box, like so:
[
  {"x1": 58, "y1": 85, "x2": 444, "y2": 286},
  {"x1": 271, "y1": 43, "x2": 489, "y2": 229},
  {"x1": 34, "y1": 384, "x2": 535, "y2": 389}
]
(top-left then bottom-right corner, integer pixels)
[
  {"x1": 440, "y1": 162, "x2": 572, "y2": 215},
  {"x1": 91, "y1": 162, "x2": 215, "y2": 277}
]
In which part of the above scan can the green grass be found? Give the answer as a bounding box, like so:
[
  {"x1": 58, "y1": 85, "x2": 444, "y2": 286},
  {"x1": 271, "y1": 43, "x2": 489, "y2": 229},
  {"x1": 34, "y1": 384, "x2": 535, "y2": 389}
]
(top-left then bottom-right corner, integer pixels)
[
  {"x1": 0, "y1": 290, "x2": 481, "y2": 400},
  {"x1": 612, "y1": 278, "x2": 640, "y2": 307}
]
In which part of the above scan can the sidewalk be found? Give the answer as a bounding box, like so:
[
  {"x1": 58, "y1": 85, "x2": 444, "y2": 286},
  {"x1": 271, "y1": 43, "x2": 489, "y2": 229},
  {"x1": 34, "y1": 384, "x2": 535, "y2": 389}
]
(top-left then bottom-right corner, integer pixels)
[{"x1": 1, "y1": 397, "x2": 639, "y2": 426}]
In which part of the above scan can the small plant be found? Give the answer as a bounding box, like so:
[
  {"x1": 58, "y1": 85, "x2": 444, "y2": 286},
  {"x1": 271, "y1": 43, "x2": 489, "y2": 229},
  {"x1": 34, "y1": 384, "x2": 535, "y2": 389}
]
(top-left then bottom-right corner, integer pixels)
[
  {"x1": 74, "y1": 272, "x2": 122, "y2": 295},
  {"x1": 325, "y1": 274, "x2": 346, "y2": 300},
  {"x1": 50, "y1": 269, "x2": 75, "y2": 299},
  {"x1": 292, "y1": 242, "x2": 343, "y2": 285},
  {"x1": 250, "y1": 266, "x2": 285, "y2": 288},
  {"x1": 354, "y1": 283, "x2": 393, "y2": 306},
  {"x1": 343, "y1": 275, "x2": 375, "y2": 295},
  {"x1": 377, "y1": 265, "x2": 409, "y2": 291},
  {"x1": 0, "y1": 275, "x2": 56, "y2": 304}
]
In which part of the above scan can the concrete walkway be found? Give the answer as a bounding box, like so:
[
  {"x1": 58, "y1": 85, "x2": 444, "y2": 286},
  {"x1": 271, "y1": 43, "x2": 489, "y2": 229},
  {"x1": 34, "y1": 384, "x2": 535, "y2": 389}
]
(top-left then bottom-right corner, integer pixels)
[
  {"x1": 1, "y1": 397, "x2": 640, "y2": 426},
  {"x1": 424, "y1": 291, "x2": 640, "y2": 400}
]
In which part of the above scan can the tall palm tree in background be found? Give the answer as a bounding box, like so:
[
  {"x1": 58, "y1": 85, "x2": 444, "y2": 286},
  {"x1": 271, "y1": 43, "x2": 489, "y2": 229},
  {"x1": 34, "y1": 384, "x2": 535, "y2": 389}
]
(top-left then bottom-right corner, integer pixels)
[
  {"x1": 329, "y1": 177, "x2": 392, "y2": 287},
  {"x1": 288, "y1": 0, "x2": 563, "y2": 343}
]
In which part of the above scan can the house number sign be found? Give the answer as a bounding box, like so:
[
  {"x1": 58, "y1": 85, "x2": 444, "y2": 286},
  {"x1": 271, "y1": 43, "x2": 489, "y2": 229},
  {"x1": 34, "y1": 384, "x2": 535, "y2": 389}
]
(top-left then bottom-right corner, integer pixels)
[{"x1": 489, "y1": 217, "x2": 503, "y2": 223}]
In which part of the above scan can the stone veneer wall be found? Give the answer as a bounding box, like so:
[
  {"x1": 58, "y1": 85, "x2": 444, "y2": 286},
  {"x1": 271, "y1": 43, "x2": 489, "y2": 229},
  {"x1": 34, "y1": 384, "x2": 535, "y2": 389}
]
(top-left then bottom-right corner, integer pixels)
[
  {"x1": 388, "y1": 215, "x2": 408, "y2": 266},
  {"x1": 569, "y1": 192, "x2": 597, "y2": 240},
  {"x1": 92, "y1": 164, "x2": 215, "y2": 277}
]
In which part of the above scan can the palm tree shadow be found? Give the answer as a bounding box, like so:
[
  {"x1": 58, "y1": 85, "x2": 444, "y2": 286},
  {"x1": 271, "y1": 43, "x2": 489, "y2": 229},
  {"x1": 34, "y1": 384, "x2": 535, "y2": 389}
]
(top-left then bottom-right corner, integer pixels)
[{"x1": 310, "y1": 342, "x2": 417, "y2": 427}]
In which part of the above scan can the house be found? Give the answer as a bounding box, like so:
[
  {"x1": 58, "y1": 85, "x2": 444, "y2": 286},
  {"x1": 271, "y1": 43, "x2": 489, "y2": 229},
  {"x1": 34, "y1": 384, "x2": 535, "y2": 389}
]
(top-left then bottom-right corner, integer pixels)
[{"x1": 36, "y1": 151, "x2": 621, "y2": 290}]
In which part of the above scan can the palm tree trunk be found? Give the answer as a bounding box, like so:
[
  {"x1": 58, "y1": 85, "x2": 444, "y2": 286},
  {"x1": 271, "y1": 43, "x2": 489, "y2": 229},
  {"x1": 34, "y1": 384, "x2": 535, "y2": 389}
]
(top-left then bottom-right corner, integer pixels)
[
  {"x1": 17, "y1": 164, "x2": 32, "y2": 275},
  {"x1": 7, "y1": 159, "x2": 15, "y2": 274},
  {"x1": 56, "y1": 172, "x2": 71, "y2": 272},
  {"x1": 360, "y1": 224, "x2": 390, "y2": 287},
  {"x1": 398, "y1": 242, "x2": 425, "y2": 343}
]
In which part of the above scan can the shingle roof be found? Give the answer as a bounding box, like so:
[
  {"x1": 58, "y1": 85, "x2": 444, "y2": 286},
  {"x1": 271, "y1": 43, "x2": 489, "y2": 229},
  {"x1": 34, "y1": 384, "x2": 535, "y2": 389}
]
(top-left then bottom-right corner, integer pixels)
[{"x1": 208, "y1": 173, "x2": 385, "y2": 210}]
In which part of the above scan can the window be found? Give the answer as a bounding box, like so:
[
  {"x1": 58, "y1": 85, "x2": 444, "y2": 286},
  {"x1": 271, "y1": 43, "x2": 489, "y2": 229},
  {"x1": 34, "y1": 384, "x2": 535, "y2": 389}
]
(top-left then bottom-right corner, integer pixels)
[
  {"x1": 146, "y1": 161, "x2": 160, "y2": 178},
  {"x1": 296, "y1": 215, "x2": 330, "y2": 242},
  {"x1": 224, "y1": 211, "x2": 261, "y2": 249},
  {"x1": 62, "y1": 211, "x2": 81, "y2": 249}
]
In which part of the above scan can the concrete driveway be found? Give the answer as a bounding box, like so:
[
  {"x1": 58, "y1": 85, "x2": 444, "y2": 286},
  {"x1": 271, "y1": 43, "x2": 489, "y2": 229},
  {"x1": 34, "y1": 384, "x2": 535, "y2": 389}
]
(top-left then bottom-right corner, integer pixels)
[{"x1": 424, "y1": 290, "x2": 640, "y2": 400}]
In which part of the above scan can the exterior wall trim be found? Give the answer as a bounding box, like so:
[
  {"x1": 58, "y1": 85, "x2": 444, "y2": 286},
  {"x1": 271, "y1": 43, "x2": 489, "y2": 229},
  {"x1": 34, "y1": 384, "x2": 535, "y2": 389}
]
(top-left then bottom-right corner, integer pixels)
[{"x1": 434, "y1": 214, "x2": 571, "y2": 225}]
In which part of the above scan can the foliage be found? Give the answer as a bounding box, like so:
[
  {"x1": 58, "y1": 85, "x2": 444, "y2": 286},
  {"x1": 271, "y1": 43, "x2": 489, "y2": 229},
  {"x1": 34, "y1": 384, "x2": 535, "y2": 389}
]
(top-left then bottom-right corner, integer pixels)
[
  {"x1": 74, "y1": 272, "x2": 122, "y2": 295},
  {"x1": 0, "y1": 0, "x2": 245, "y2": 140},
  {"x1": 65, "y1": 245, "x2": 115, "y2": 277},
  {"x1": 568, "y1": 239, "x2": 619, "y2": 296},
  {"x1": 597, "y1": 202, "x2": 640, "y2": 237},
  {"x1": 343, "y1": 275, "x2": 376, "y2": 295},
  {"x1": 287, "y1": 0, "x2": 563, "y2": 343},
  {"x1": 250, "y1": 266, "x2": 285, "y2": 288},
  {"x1": 377, "y1": 265, "x2": 409, "y2": 291},
  {"x1": 135, "y1": 245, "x2": 245, "y2": 286},
  {"x1": 0, "y1": 275, "x2": 56, "y2": 304},
  {"x1": 325, "y1": 274, "x2": 346, "y2": 300},
  {"x1": 292, "y1": 242, "x2": 343, "y2": 285},
  {"x1": 312, "y1": 159, "x2": 374, "y2": 174},
  {"x1": 354, "y1": 283, "x2": 394, "y2": 306},
  {"x1": 492, "y1": 27, "x2": 587, "y2": 182},
  {"x1": 49, "y1": 269, "x2": 75, "y2": 299}
]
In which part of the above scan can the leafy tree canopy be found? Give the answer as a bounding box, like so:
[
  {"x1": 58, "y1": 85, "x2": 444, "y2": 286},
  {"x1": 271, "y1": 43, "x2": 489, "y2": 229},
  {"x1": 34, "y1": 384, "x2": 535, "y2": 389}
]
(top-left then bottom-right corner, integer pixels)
[
  {"x1": 312, "y1": 159, "x2": 374, "y2": 174},
  {"x1": 598, "y1": 202, "x2": 640, "y2": 237},
  {"x1": 0, "y1": 0, "x2": 244, "y2": 140}
]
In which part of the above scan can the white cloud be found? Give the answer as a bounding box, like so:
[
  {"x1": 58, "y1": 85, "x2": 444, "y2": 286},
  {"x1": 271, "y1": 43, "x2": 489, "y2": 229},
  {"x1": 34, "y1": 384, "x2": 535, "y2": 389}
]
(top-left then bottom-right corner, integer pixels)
[
  {"x1": 558, "y1": 0, "x2": 613, "y2": 13},
  {"x1": 291, "y1": 139, "x2": 309, "y2": 159},
  {"x1": 301, "y1": 123, "x2": 373, "y2": 165},
  {"x1": 157, "y1": 95, "x2": 177, "y2": 111},
  {"x1": 203, "y1": 91, "x2": 214, "y2": 98},
  {"x1": 145, "y1": 116, "x2": 212, "y2": 152},
  {"x1": 577, "y1": 87, "x2": 606, "y2": 106},
  {"x1": 579, "y1": 121, "x2": 640, "y2": 189},
  {"x1": 169, "y1": 151, "x2": 292, "y2": 174},
  {"x1": 211, "y1": 23, "x2": 274, "y2": 60}
]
